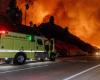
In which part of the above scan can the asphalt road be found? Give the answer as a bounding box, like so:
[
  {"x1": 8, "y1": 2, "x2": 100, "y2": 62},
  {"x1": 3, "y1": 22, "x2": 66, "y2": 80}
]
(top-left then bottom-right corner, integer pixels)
[{"x1": 0, "y1": 56, "x2": 100, "y2": 80}]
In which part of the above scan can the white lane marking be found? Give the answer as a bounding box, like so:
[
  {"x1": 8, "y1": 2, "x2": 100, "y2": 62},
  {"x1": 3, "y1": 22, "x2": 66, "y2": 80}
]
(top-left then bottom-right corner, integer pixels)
[
  {"x1": 0, "y1": 65, "x2": 48, "y2": 74},
  {"x1": 63, "y1": 64, "x2": 100, "y2": 80}
]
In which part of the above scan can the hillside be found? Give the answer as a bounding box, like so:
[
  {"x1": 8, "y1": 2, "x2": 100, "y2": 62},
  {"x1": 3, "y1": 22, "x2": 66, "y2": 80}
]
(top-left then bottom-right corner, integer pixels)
[{"x1": 38, "y1": 21, "x2": 96, "y2": 53}]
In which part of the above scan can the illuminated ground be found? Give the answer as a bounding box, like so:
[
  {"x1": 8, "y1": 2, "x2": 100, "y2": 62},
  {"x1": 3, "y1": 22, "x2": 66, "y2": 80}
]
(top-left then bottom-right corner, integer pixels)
[{"x1": 0, "y1": 56, "x2": 100, "y2": 80}]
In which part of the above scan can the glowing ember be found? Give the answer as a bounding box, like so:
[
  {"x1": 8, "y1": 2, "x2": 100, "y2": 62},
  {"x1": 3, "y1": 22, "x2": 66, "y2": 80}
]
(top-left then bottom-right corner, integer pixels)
[{"x1": 15, "y1": 0, "x2": 100, "y2": 48}]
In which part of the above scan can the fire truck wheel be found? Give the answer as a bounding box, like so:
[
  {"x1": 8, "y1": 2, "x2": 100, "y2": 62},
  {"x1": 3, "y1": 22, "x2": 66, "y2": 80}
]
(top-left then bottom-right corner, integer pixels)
[
  {"x1": 49, "y1": 52, "x2": 56, "y2": 61},
  {"x1": 40, "y1": 58, "x2": 44, "y2": 62},
  {"x1": 13, "y1": 52, "x2": 27, "y2": 65}
]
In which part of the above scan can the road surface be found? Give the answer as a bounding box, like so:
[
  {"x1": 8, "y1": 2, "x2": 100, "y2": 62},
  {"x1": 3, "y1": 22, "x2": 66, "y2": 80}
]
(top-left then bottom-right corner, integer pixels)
[{"x1": 0, "y1": 56, "x2": 100, "y2": 80}]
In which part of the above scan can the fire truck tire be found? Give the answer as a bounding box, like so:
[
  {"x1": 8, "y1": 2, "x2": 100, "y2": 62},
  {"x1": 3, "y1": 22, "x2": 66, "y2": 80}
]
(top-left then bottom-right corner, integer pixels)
[
  {"x1": 40, "y1": 58, "x2": 44, "y2": 62},
  {"x1": 49, "y1": 52, "x2": 56, "y2": 61},
  {"x1": 13, "y1": 52, "x2": 27, "y2": 65}
]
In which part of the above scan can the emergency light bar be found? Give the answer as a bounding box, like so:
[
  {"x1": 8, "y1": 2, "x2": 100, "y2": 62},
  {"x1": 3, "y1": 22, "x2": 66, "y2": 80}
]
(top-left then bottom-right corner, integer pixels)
[{"x1": 0, "y1": 30, "x2": 6, "y2": 34}]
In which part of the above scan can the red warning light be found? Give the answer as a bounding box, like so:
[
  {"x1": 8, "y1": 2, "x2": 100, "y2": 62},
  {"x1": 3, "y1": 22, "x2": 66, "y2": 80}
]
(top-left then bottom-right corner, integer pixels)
[{"x1": 0, "y1": 30, "x2": 6, "y2": 34}]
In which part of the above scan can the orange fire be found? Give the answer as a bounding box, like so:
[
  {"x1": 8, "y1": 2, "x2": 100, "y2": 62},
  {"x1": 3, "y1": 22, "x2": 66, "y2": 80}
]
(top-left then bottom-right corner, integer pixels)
[{"x1": 17, "y1": 0, "x2": 100, "y2": 48}]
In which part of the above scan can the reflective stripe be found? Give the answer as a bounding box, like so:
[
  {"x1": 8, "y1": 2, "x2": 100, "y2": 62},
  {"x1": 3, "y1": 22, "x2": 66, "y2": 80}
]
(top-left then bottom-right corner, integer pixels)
[{"x1": 0, "y1": 49, "x2": 44, "y2": 53}]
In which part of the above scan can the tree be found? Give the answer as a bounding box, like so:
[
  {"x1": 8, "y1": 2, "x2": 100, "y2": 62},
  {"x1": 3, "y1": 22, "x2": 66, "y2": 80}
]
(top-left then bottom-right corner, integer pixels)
[
  {"x1": 6, "y1": 0, "x2": 22, "y2": 25},
  {"x1": 49, "y1": 16, "x2": 54, "y2": 24}
]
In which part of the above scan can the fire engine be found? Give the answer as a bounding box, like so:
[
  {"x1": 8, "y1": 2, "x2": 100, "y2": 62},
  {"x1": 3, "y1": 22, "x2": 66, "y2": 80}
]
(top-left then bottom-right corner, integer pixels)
[{"x1": 0, "y1": 29, "x2": 56, "y2": 65}]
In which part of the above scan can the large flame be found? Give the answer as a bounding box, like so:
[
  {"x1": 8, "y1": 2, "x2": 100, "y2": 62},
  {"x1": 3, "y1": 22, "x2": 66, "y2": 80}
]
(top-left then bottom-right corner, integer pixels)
[{"x1": 17, "y1": 0, "x2": 100, "y2": 48}]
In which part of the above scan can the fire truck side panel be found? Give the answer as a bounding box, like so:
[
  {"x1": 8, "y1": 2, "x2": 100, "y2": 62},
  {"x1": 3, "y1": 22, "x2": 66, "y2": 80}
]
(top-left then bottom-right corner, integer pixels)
[{"x1": 0, "y1": 31, "x2": 56, "y2": 64}]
